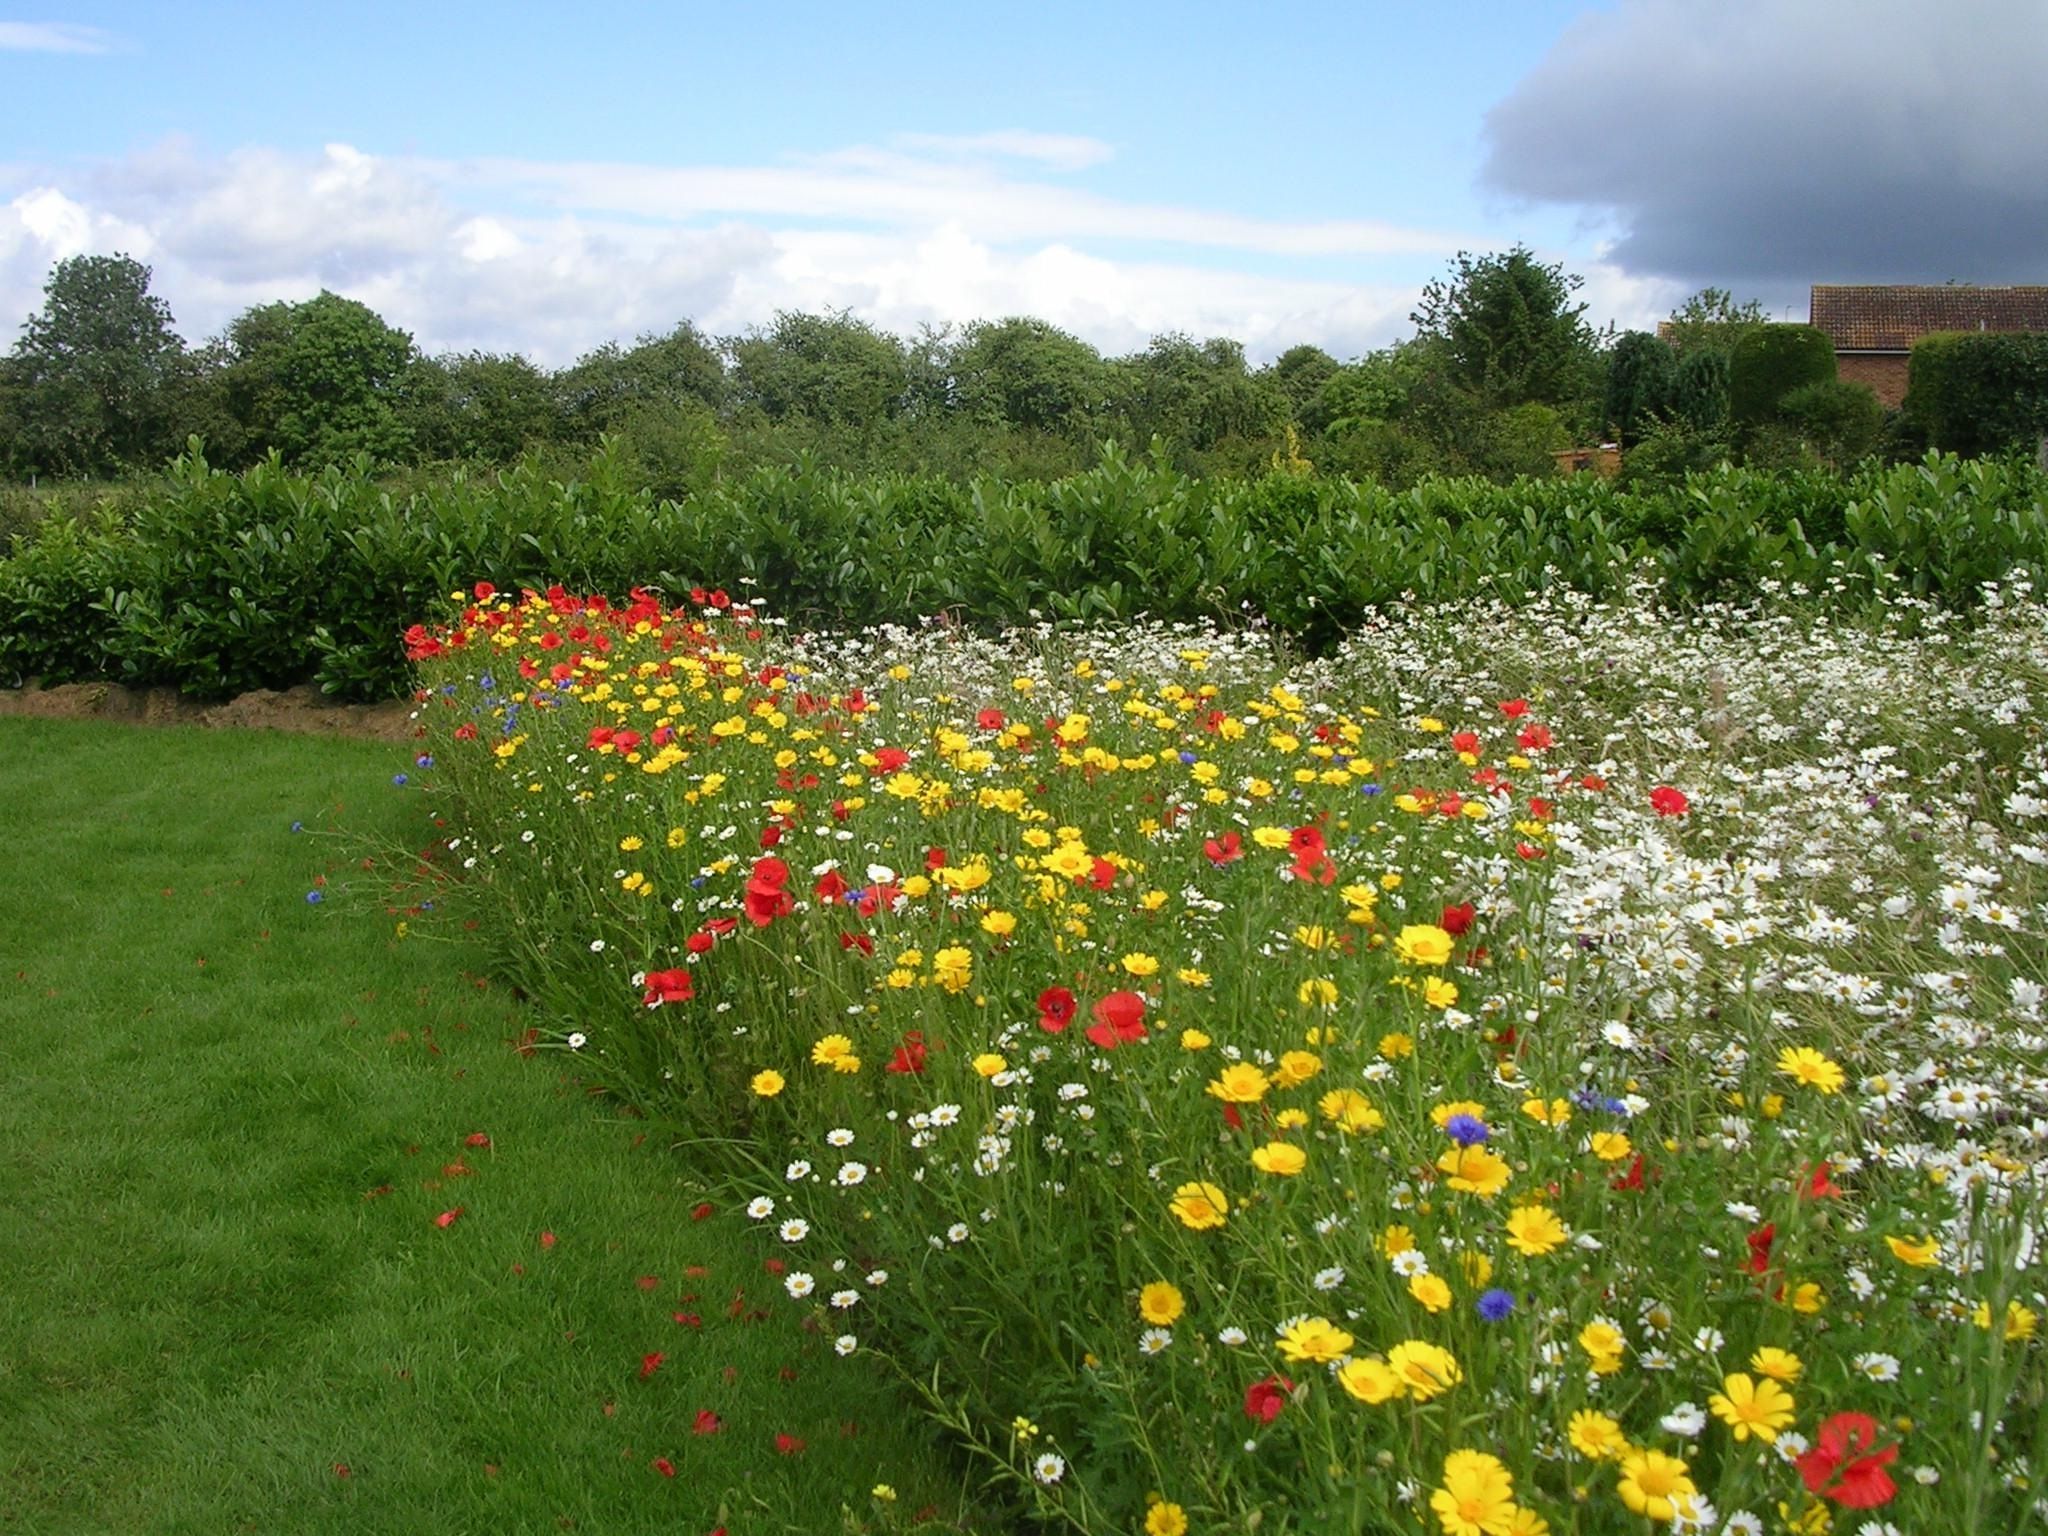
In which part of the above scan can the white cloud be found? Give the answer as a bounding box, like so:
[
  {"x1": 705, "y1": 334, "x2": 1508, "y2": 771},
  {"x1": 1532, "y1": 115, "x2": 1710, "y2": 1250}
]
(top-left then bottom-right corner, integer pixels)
[
  {"x1": 0, "y1": 136, "x2": 1485, "y2": 365},
  {"x1": 0, "y1": 21, "x2": 113, "y2": 53},
  {"x1": 889, "y1": 131, "x2": 1114, "y2": 171}
]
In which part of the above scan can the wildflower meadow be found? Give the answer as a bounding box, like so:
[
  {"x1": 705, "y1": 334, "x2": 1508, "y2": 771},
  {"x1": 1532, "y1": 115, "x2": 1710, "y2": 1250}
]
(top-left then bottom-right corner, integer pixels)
[{"x1": 398, "y1": 573, "x2": 2048, "y2": 1535}]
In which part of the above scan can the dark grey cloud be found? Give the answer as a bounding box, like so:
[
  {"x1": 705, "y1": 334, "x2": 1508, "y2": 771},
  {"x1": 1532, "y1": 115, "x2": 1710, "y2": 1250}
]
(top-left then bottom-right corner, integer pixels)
[{"x1": 1481, "y1": 0, "x2": 2048, "y2": 301}]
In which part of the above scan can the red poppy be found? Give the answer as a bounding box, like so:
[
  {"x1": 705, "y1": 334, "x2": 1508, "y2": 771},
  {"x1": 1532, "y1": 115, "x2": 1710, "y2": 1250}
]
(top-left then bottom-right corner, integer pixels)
[
  {"x1": 1802, "y1": 1160, "x2": 1842, "y2": 1200},
  {"x1": 773, "y1": 1433, "x2": 806, "y2": 1456},
  {"x1": 652, "y1": 1457, "x2": 676, "y2": 1478},
  {"x1": 814, "y1": 869, "x2": 849, "y2": 904},
  {"x1": 1288, "y1": 825, "x2": 1326, "y2": 858},
  {"x1": 976, "y1": 708, "x2": 1006, "y2": 730},
  {"x1": 1610, "y1": 1154, "x2": 1648, "y2": 1192},
  {"x1": 539, "y1": 1230, "x2": 557, "y2": 1249},
  {"x1": 1516, "y1": 723, "x2": 1553, "y2": 751},
  {"x1": 1649, "y1": 785, "x2": 1690, "y2": 817},
  {"x1": 1440, "y1": 902, "x2": 1476, "y2": 936},
  {"x1": 464, "y1": 1132, "x2": 492, "y2": 1148},
  {"x1": 872, "y1": 747, "x2": 910, "y2": 774},
  {"x1": 692, "y1": 1409, "x2": 724, "y2": 1435},
  {"x1": 1451, "y1": 731, "x2": 1481, "y2": 755},
  {"x1": 1084, "y1": 991, "x2": 1148, "y2": 1050},
  {"x1": 1243, "y1": 1373, "x2": 1293, "y2": 1423},
  {"x1": 1514, "y1": 842, "x2": 1547, "y2": 861},
  {"x1": 1499, "y1": 698, "x2": 1529, "y2": 718},
  {"x1": 642, "y1": 968, "x2": 694, "y2": 1008},
  {"x1": 1745, "y1": 1222, "x2": 1776, "y2": 1275},
  {"x1": 1438, "y1": 794, "x2": 1464, "y2": 817},
  {"x1": 686, "y1": 931, "x2": 716, "y2": 955},
  {"x1": 758, "y1": 824, "x2": 783, "y2": 850},
  {"x1": 1203, "y1": 831, "x2": 1244, "y2": 866},
  {"x1": 1087, "y1": 857, "x2": 1117, "y2": 891},
  {"x1": 434, "y1": 1207, "x2": 464, "y2": 1229},
  {"x1": 1796, "y1": 1413, "x2": 1898, "y2": 1508},
  {"x1": 744, "y1": 856, "x2": 794, "y2": 927},
  {"x1": 886, "y1": 1031, "x2": 929, "y2": 1075},
  {"x1": 840, "y1": 930, "x2": 875, "y2": 955},
  {"x1": 640, "y1": 1352, "x2": 665, "y2": 1380},
  {"x1": 1037, "y1": 986, "x2": 1077, "y2": 1033}
]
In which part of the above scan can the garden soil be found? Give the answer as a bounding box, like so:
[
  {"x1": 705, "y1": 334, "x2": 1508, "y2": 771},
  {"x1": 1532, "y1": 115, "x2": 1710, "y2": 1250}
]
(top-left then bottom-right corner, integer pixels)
[{"x1": 0, "y1": 680, "x2": 415, "y2": 742}]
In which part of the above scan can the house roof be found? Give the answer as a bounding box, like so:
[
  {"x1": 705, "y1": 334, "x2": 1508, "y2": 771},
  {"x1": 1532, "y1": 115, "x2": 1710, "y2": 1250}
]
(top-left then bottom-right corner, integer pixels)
[{"x1": 1810, "y1": 285, "x2": 2048, "y2": 352}]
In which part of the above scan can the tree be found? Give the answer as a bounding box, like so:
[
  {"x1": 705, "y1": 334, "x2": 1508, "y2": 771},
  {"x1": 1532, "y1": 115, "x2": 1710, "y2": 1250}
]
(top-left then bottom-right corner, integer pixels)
[
  {"x1": 949, "y1": 317, "x2": 1109, "y2": 436},
  {"x1": 7, "y1": 253, "x2": 187, "y2": 477},
  {"x1": 1109, "y1": 334, "x2": 1287, "y2": 455},
  {"x1": 555, "y1": 322, "x2": 726, "y2": 441},
  {"x1": 220, "y1": 292, "x2": 421, "y2": 466},
  {"x1": 1262, "y1": 344, "x2": 1341, "y2": 431},
  {"x1": 727, "y1": 311, "x2": 909, "y2": 427},
  {"x1": 408, "y1": 351, "x2": 564, "y2": 462},
  {"x1": 1410, "y1": 245, "x2": 1604, "y2": 411},
  {"x1": 1670, "y1": 347, "x2": 1732, "y2": 432},
  {"x1": 1602, "y1": 331, "x2": 1677, "y2": 446},
  {"x1": 1661, "y1": 288, "x2": 1770, "y2": 358}
]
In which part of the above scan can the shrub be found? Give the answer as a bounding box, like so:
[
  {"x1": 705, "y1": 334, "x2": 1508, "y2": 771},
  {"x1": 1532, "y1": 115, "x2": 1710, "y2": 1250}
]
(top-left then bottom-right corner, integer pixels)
[
  {"x1": 1779, "y1": 378, "x2": 1885, "y2": 465},
  {"x1": 1906, "y1": 331, "x2": 2048, "y2": 457},
  {"x1": 1728, "y1": 324, "x2": 1837, "y2": 428}
]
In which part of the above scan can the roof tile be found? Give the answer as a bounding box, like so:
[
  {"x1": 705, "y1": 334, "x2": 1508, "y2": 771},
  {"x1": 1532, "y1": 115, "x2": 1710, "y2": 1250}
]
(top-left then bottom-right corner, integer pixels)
[{"x1": 1810, "y1": 285, "x2": 2048, "y2": 352}]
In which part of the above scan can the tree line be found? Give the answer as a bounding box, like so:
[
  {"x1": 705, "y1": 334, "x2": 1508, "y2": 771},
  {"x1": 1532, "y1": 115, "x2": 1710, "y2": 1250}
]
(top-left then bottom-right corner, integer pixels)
[{"x1": 0, "y1": 246, "x2": 1923, "y2": 493}]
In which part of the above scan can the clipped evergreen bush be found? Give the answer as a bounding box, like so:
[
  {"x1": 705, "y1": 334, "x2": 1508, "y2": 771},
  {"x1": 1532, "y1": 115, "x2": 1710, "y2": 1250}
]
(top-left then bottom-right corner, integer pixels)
[
  {"x1": 1729, "y1": 324, "x2": 1837, "y2": 427},
  {"x1": 1906, "y1": 331, "x2": 2048, "y2": 457}
]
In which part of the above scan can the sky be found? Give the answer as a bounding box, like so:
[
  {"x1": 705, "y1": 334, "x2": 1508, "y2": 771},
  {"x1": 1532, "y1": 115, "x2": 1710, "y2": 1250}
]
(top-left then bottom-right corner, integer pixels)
[{"x1": 1, "y1": 0, "x2": 2041, "y2": 366}]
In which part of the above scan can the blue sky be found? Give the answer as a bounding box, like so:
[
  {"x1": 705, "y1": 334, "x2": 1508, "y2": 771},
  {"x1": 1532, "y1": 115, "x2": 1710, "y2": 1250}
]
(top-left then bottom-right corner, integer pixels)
[{"x1": 2, "y1": 1, "x2": 2037, "y2": 362}]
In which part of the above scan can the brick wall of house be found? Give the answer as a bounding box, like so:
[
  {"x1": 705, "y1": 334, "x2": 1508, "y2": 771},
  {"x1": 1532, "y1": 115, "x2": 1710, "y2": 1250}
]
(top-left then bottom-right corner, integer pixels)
[{"x1": 1837, "y1": 353, "x2": 1910, "y2": 409}]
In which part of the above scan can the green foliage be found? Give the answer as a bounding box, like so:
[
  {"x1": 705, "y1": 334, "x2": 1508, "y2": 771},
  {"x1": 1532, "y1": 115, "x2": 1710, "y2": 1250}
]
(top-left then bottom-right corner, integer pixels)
[
  {"x1": 1779, "y1": 378, "x2": 1885, "y2": 465},
  {"x1": 1906, "y1": 331, "x2": 2048, "y2": 457},
  {"x1": 727, "y1": 310, "x2": 909, "y2": 427},
  {"x1": 1603, "y1": 331, "x2": 1677, "y2": 446},
  {"x1": 1729, "y1": 323, "x2": 1837, "y2": 428},
  {"x1": 7, "y1": 447, "x2": 2045, "y2": 702},
  {"x1": 408, "y1": 349, "x2": 565, "y2": 461},
  {"x1": 6, "y1": 253, "x2": 188, "y2": 477},
  {"x1": 1262, "y1": 344, "x2": 1341, "y2": 428},
  {"x1": 1410, "y1": 244, "x2": 1604, "y2": 410},
  {"x1": 1669, "y1": 346, "x2": 1732, "y2": 432},
  {"x1": 1107, "y1": 334, "x2": 1287, "y2": 458},
  {"x1": 1660, "y1": 286, "x2": 1770, "y2": 357},
  {"x1": 221, "y1": 292, "x2": 422, "y2": 466},
  {"x1": 1617, "y1": 416, "x2": 1734, "y2": 492},
  {"x1": 950, "y1": 317, "x2": 1109, "y2": 436},
  {"x1": 554, "y1": 323, "x2": 726, "y2": 442}
]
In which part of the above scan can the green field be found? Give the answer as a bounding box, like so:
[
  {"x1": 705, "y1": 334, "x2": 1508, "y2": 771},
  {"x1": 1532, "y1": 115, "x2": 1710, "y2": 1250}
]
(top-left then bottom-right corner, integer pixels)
[{"x1": 0, "y1": 718, "x2": 975, "y2": 1535}]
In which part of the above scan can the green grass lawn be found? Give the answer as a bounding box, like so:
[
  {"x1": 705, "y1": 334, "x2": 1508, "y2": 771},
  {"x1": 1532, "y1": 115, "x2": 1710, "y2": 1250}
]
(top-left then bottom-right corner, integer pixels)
[{"x1": 0, "y1": 718, "x2": 977, "y2": 1536}]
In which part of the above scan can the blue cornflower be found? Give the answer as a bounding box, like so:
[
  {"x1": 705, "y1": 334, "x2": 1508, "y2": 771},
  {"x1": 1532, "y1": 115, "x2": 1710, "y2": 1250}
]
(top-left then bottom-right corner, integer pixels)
[
  {"x1": 477, "y1": 673, "x2": 497, "y2": 693},
  {"x1": 1477, "y1": 1289, "x2": 1517, "y2": 1322},
  {"x1": 1178, "y1": 750, "x2": 1197, "y2": 764},
  {"x1": 1444, "y1": 1112, "x2": 1490, "y2": 1147},
  {"x1": 305, "y1": 890, "x2": 324, "y2": 904},
  {"x1": 392, "y1": 773, "x2": 409, "y2": 786},
  {"x1": 1359, "y1": 782, "x2": 1382, "y2": 796},
  {"x1": 415, "y1": 753, "x2": 434, "y2": 768},
  {"x1": 290, "y1": 820, "x2": 304, "y2": 833}
]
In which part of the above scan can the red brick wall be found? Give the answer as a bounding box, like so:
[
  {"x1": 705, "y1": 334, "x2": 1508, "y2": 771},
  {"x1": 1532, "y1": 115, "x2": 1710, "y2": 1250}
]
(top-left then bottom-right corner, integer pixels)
[{"x1": 1838, "y1": 353, "x2": 1909, "y2": 409}]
